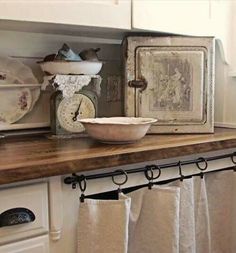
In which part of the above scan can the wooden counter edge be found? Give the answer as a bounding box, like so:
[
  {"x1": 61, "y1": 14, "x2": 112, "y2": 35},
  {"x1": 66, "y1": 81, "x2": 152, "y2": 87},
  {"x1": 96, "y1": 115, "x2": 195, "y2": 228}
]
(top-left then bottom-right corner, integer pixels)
[{"x1": 1, "y1": 137, "x2": 236, "y2": 185}]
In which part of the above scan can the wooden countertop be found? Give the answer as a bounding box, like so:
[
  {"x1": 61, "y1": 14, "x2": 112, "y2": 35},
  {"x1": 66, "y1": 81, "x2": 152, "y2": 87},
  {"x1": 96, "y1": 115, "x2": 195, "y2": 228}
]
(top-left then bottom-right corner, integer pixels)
[{"x1": 1, "y1": 127, "x2": 236, "y2": 185}]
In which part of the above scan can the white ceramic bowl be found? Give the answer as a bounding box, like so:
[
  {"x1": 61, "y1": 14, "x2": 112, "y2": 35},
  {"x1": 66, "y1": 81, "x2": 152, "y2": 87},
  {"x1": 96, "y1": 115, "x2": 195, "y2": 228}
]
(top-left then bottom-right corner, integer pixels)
[
  {"x1": 38, "y1": 60, "x2": 103, "y2": 75},
  {"x1": 79, "y1": 117, "x2": 157, "y2": 144}
]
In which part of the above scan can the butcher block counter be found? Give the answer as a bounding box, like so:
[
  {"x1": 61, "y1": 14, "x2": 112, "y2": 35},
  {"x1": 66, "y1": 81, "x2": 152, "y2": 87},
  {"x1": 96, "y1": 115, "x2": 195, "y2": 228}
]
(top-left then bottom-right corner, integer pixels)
[{"x1": 1, "y1": 127, "x2": 236, "y2": 185}]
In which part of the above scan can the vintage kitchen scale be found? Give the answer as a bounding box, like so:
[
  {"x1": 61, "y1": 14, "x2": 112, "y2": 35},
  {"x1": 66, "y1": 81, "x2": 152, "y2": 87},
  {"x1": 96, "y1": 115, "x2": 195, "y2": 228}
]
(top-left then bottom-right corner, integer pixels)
[
  {"x1": 49, "y1": 74, "x2": 102, "y2": 135},
  {"x1": 123, "y1": 36, "x2": 215, "y2": 133},
  {"x1": 0, "y1": 47, "x2": 105, "y2": 137}
]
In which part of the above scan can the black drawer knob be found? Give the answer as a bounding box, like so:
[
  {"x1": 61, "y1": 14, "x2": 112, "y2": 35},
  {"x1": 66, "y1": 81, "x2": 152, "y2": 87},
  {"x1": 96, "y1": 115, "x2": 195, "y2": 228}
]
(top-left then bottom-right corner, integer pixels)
[{"x1": 0, "y1": 207, "x2": 35, "y2": 227}]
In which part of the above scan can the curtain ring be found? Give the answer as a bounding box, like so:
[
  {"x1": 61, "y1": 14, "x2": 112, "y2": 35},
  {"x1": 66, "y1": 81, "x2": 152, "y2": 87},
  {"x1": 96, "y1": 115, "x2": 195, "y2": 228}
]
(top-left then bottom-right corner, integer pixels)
[
  {"x1": 178, "y1": 161, "x2": 185, "y2": 181},
  {"x1": 152, "y1": 165, "x2": 162, "y2": 180},
  {"x1": 112, "y1": 169, "x2": 128, "y2": 193},
  {"x1": 144, "y1": 165, "x2": 154, "y2": 181},
  {"x1": 145, "y1": 165, "x2": 153, "y2": 189},
  {"x1": 196, "y1": 157, "x2": 208, "y2": 171},
  {"x1": 145, "y1": 165, "x2": 160, "y2": 189},
  {"x1": 78, "y1": 175, "x2": 87, "y2": 192},
  {"x1": 78, "y1": 175, "x2": 87, "y2": 203},
  {"x1": 231, "y1": 152, "x2": 236, "y2": 164}
]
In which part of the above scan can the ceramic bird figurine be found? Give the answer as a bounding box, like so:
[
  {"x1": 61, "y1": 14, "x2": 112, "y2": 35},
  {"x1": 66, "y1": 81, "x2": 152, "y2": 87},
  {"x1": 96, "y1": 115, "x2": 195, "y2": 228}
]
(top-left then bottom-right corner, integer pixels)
[
  {"x1": 79, "y1": 48, "x2": 100, "y2": 61},
  {"x1": 55, "y1": 43, "x2": 82, "y2": 61}
]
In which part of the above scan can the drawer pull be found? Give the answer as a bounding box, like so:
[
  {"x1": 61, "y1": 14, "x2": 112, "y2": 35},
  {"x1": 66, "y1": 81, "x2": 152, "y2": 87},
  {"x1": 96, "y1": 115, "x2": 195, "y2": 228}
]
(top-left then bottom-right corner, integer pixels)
[{"x1": 0, "y1": 207, "x2": 35, "y2": 227}]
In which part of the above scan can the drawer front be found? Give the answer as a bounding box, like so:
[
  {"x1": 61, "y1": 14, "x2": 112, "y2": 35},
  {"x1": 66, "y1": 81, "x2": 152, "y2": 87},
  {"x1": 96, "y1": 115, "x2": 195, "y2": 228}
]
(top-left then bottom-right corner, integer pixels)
[
  {"x1": 0, "y1": 235, "x2": 49, "y2": 253},
  {"x1": 0, "y1": 183, "x2": 49, "y2": 245}
]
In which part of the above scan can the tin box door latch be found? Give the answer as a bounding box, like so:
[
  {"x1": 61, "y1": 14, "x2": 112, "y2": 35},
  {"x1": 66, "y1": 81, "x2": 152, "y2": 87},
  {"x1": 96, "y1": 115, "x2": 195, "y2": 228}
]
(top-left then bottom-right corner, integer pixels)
[{"x1": 128, "y1": 77, "x2": 147, "y2": 92}]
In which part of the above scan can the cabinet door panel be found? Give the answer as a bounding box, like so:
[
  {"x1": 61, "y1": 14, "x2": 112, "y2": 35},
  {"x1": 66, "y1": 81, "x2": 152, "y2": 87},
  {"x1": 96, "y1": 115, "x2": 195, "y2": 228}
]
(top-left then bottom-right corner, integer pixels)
[
  {"x1": 132, "y1": 0, "x2": 212, "y2": 36},
  {"x1": 0, "y1": 183, "x2": 48, "y2": 245},
  {"x1": 124, "y1": 36, "x2": 214, "y2": 133},
  {"x1": 0, "y1": 236, "x2": 49, "y2": 253},
  {"x1": 0, "y1": 0, "x2": 131, "y2": 29}
]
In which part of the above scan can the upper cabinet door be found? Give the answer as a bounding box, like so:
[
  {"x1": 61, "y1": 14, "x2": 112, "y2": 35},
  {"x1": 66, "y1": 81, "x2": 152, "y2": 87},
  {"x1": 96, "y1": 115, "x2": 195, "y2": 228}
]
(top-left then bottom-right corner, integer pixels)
[
  {"x1": 132, "y1": 0, "x2": 212, "y2": 36},
  {"x1": 0, "y1": 0, "x2": 131, "y2": 29}
]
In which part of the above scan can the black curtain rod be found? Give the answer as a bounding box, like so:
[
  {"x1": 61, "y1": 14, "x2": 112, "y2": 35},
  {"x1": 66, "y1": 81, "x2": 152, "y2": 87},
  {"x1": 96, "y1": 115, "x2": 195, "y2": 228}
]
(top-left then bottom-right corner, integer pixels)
[
  {"x1": 64, "y1": 151, "x2": 236, "y2": 189},
  {"x1": 85, "y1": 165, "x2": 236, "y2": 201}
]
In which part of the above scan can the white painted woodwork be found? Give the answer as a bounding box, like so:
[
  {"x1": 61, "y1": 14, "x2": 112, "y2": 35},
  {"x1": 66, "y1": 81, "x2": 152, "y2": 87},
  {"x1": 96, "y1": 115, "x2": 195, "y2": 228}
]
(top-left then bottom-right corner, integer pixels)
[
  {"x1": 211, "y1": 1, "x2": 233, "y2": 64},
  {"x1": 0, "y1": 183, "x2": 49, "y2": 245},
  {"x1": 214, "y1": 42, "x2": 228, "y2": 127},
  {"x1": 0, "y1": 0, "x2": 131, "y2": 30},
  {"x1": 132, "y1": 0, "x2": 233, "y2": 66},
  {"x1": 0, "y1": 235, "x2": 49, "y2": 253},
  {"x1": 211, "y1": 2, "x2": 236, "y2": 128},
  {"x1": 132, "y1": 0, "x2": 213, "y2": 36},
  {"x1": 0, "y1": 20, "x2": 128, "y2": 42},
  {"x1": 49, "y1": 176, "x2": 63, "y2": 241},
  {"x1": 227, "y1": 1, "x2": 236, "y2": 74},
  {"x1": 228, "y1": 71, "x2": 236, "y2": 77}
]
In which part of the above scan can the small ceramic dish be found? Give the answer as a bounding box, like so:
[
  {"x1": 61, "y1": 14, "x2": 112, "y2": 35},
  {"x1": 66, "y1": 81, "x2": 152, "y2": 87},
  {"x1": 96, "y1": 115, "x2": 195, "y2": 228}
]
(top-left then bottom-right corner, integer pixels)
[
  {"x1": 79, "y1": 117, "x2": 157, "y2": 144},
  {"x1": 38, "y1": 60, "x2": 103, "y2": 75}
]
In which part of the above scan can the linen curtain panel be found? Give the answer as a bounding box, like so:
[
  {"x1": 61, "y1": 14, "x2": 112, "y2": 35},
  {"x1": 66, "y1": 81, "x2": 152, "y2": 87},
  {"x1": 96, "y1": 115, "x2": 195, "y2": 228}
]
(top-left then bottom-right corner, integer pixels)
[{"x1": 77, "y1": 170, "x2": 236, "y2": 253}]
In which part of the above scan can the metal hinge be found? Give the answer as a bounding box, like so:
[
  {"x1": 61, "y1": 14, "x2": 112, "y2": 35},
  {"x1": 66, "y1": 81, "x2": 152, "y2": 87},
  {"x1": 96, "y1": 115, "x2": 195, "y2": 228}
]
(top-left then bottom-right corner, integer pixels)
[{"x1": 128, "y1": 77, "x2": 147, "y2": 92}]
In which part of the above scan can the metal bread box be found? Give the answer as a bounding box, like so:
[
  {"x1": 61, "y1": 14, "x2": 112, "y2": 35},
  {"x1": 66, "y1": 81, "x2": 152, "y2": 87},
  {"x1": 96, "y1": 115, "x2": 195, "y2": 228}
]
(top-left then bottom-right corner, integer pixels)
[{"x1": 123, "y1": 36, "x2": 215, "y2": 133}]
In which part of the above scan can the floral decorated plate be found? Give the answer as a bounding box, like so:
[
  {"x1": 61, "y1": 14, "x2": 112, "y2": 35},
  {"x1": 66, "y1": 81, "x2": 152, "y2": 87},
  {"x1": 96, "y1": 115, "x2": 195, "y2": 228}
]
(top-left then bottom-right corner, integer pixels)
[
  {"x1": 0, "y1": 56, "x2": 40, "y2": 111},
  {"x1": 0, "y1": 56, "x2": 38, "y2": 84},
  {"x1": 0, "y1": 86, "x2": 32, "y2": 124}
]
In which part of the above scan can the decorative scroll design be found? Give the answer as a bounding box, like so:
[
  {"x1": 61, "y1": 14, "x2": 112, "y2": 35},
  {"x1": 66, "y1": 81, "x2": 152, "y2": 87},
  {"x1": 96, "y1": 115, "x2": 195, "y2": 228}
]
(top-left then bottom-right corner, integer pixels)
[{"x1": 42, "y1": 74, "x2": 102, "y2": 98}]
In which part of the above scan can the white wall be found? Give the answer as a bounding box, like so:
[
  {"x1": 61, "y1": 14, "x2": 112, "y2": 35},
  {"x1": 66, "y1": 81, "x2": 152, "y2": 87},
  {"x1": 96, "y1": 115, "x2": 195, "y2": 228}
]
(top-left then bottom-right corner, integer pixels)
[
  {"x1": 214, "y1": 3, "x2": 236, "y2": 128},
  {"x1": 222, "y1": 2, "x2": 236, "y2": 127}
]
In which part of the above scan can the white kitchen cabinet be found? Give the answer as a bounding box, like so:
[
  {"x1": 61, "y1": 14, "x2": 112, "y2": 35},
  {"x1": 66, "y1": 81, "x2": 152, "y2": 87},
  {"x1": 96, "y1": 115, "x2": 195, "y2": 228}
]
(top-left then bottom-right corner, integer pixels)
[
  {"x1": 132, "y1": 0, "x2": 213, "y2": 36},
  {"x1": 0, "y1": 183, "x2": 49, "y2": 245},
  {"x1": 0, "y1": 0, "x2": 131, "y2": 30},
  {"x1": 0, "y1": 235, "x2": 49, "y2": 253}
]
